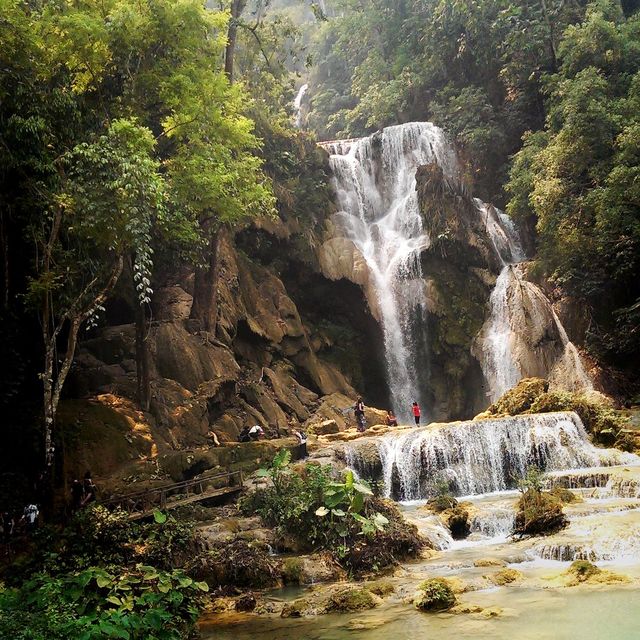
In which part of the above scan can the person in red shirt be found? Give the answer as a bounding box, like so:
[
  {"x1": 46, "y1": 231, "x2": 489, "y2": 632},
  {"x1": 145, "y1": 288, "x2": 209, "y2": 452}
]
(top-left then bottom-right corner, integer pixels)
[{"x1": 412, "y1": 401, "x2": 421, "y2": 425}]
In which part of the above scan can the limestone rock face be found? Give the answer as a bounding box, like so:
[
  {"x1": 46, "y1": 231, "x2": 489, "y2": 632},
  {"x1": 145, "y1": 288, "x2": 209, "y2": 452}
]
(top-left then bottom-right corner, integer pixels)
[
  {"x1": 153, "y1": 285, "x2": 193, "y2": 321},
  {"x1": 66, "y1": 226, "x2": 371, "y2": 482}
]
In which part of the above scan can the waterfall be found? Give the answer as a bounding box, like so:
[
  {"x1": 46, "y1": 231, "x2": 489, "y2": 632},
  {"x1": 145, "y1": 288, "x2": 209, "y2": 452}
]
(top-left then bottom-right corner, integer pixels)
[
  {"x1": 293, "y1": 83, "x2": 308, "y2": 129},
  {"x1": 327, "y1": 123, "x2": 459, "y2": 420},
  {"x1": 474, "y1": 200, "x2": 592, "y2": 401},
  {"x1": 345, "y1": 411, "x2": 639, "y2": 501}
]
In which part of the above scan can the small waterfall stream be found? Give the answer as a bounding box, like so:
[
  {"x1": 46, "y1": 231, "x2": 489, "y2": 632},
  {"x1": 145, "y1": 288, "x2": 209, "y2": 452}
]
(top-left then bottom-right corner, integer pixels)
[
  {"x1": 345, "y1": 412, "x2": 638, "y2": 501},
  {"x1": 474, "y1": 199, "x2": 592, "y2": 401},
  {"x1": 293, "y1": 83, "x2": 308, "y2": 129},
  {"x1": 327, "y1": 123, "x2": 459, "y2": 420}
]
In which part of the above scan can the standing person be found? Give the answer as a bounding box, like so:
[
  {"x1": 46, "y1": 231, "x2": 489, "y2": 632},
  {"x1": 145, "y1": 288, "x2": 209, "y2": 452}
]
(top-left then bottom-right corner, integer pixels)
[
  {"x1": 2, "y1": 511, "x2": 14, "y2": 544},
  {"x1": 294, "y1": 429, "x2": 308, "y2": 459},
  {"x1": 80, "y1": 472, "x2": 97, "y2": 508},
  {"x1": 70, "y1": 479, "x2": 84, "y2": 513},
  {"x1": 412, "y1": 401, "x2": 421, "y2": 426},
  {"x1": 354, "y1": 397, "x2": 366, "y2": 432},
  {"x1": 21, "y1": 503, "x2": 39, "y2": 533}
]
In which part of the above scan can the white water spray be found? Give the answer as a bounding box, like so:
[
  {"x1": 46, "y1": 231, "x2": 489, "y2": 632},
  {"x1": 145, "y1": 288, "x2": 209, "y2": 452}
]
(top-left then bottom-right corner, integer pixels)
[
  {"x1": 345, "y1": 412, "x2": 638, "y2": 501},
  {"x1": 293, "y1": 83, "x2": 308, "y2": 129},
  {"x1": 327, "y1": 123, "x2": 459, "y2": 420}
]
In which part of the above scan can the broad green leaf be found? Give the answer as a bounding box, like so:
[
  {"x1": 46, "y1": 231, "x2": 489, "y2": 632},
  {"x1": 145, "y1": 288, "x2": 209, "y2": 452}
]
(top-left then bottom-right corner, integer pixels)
[{"x1": 153, "y1": 509, "x2": 167, "y2": 524}]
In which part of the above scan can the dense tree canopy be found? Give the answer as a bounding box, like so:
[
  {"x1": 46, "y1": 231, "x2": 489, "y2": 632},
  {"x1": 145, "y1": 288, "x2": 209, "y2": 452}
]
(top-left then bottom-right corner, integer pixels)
[{"x1": 0, "y1": 0, "x2": 275, "y2": 469}]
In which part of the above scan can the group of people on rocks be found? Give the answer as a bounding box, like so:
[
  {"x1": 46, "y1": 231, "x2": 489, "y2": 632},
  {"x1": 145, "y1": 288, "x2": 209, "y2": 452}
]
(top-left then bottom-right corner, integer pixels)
[
  {"x1": 231, "y1": 396, "x2": 420, "y2": 453},
  {"x1": 354, "y1": 397, "x2": 422, "y2": 432}
]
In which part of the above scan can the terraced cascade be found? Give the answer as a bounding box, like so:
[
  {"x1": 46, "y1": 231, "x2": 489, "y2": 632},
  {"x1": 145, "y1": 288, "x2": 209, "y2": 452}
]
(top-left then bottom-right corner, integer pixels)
[{"x1": 344, "y1": 411, "x2": 638, "y2": 501}]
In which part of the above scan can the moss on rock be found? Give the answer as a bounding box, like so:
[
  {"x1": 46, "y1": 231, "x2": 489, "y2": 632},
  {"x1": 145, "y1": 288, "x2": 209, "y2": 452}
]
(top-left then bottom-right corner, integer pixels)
[
  {"x1": 488, "y1": 568, "x2": 523, "y2": 586},
  {"x1": 549, "y1": 487, "x2": 583, "y2": 504},
  {"x1": 488, "y1": 378, "x2": 549, "y2": 415},
  {"x1": 440, "y1": 504, "x2": 471, "y2": 539},
  {"x1": 567, "y1": 560, "x2": 601, "y2": 582},
  {"x1": 325, "y1": 586, "x2": 382, "y2": 613},
  {"x1": 413, "y1": 578, "x2": 457, "y2": 612},
  {"x1": 483, "y1": 378, "x2": 631, "y2": 447}
]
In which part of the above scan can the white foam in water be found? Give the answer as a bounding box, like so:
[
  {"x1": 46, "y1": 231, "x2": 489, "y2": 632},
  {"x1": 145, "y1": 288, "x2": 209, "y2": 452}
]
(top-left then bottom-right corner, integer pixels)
[{"x1": 346, "y1": 412, "x2": 639, "y2": 500}]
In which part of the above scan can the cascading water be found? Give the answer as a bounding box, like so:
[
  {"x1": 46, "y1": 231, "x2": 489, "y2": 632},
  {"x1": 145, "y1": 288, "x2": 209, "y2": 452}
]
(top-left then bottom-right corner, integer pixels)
[
  {"x1": 327, "y1": 123, "x2": 459, "y2": 420},
  {"x1": 474, "y1": 199, "x2": 592, "y2": 401},
  {"x1": 293, "y1": 83, "x2": 308, "y2": 129},
  {"x1": 345, "y1": 411, "x2": 639, "y2": 501}
]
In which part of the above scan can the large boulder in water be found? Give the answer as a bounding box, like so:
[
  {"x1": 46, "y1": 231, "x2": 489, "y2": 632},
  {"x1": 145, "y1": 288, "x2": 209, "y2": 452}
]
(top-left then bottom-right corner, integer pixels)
[
  {"x1": 514, "y1": 489, "x2": 567, "y2": 536},
  {"x1": 413, "y1": 578, "x2": 457, "y2": 612}
]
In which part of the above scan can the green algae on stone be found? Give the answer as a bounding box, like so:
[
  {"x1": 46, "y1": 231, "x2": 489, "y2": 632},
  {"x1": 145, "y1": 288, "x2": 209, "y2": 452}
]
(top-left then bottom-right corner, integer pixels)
[{"x1": 413, "y1": 578, "x2": 457, "y2": 612}]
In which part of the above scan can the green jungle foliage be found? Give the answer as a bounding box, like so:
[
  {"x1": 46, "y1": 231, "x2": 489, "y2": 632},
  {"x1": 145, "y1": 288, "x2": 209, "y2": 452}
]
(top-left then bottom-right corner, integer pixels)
[
  {"x1": 0, "y1": 507, "x2": 206, "y2": 640},
  {"x1": 240, "y1": 450, "x2": 423, "y2": 572}
]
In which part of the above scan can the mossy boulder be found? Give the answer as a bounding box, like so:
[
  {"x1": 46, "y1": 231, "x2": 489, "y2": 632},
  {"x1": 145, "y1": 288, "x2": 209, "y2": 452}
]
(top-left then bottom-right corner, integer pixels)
[
  {"x1": 280, "y1": 598, "x2": 310, "y2": 618},
  {"x1": 549, "y1": 487, "x2": 582, "y2": 504},
  {"x1": 364, "y1": 580, "x2": 395, "y2": 597},
  {"x1": 488, "y1": 377, "x2": 549, "y2": 415},
  {"x1": 440, "y1": 504, "x2": 471, "y2": 539},
  {"x1": 484, "y1": 379, "x2": 630, "y2": 448},
  {"x1": 427, "y1": 494, "x2": 458, "y2": 513},
  {"x1": 514, "y1": 490, "x2": 567, "y2": 536},
  {"x1": 528, "y1": 391, "x2": 629, "y2": 445},
  {"x1": 567, "y1": 560, "x2": 601, "y2": 582},
  {"x1": 325, "y1": 586, "x2": 382, "y2": 612},
  {"x1": 488, "y1": 568, "x2": 523, "y2": 586},
  {"x1": 413, "y1": 578, "x2": 457, "y2": 612}
]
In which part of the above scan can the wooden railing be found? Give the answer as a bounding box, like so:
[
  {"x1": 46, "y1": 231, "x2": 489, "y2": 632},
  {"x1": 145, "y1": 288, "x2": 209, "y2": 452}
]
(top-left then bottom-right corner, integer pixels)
[{"x1": 102, "y1": 469, "x2": 244, "y2": 518}]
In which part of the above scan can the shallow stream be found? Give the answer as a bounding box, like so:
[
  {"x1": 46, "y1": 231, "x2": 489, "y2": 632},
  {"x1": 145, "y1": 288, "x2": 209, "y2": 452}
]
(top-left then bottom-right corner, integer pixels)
[{"x1": 201, "y1": 465, "x2": 640, "y2": 640}]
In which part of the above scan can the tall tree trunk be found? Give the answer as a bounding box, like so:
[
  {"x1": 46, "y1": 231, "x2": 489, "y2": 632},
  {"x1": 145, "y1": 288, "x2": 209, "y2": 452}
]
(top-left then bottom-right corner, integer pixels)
[
  {"x1": 135, "y1": 299, "x2": 151, "y2": 412},
  {"x1": 42, "y1": 257, "x2": 123, "y2": 468},
  {"x1": 224, "y1": 0, "x2": 247, "y2": 83},
  {"x1": 190, "y1": 229, "x2": 223, "y2": 335}
]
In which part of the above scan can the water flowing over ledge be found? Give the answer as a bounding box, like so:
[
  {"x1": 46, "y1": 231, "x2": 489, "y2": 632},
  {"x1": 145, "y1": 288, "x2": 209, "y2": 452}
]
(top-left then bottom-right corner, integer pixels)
[
  {"x1": 327, "y1": 123, "x2": 459, "y2": 420},
  {"x1": 344, "y1": 412, "x2": 639, "y2": 501}
]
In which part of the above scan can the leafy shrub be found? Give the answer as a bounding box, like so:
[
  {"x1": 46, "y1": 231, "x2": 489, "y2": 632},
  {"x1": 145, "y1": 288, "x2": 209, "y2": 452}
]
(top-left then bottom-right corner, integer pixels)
[
  {"x1": 241, "y1": 451, "x2": 423, "y2": 573},
  {"x1": 281, "y1": 558, "x2": 303, "y2": 585},
  {"x1": 0, "y1": 506, "x2": 206, "y2": 639},
  {"x1": 0, "y1": 565, "x2": 208, "y2": 640},
  {"x1": 514, "y1": 489, "x2": 567, "y2": 536},
  {"x1": 137, "y1": 511, "x2": 195, "y2": 570}
]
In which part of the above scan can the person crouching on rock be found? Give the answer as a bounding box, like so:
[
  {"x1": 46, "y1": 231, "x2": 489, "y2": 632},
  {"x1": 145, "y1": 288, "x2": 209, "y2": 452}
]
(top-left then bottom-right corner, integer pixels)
[
  {"x1": 248, "y1": 424, "x2": 265, "y2": 441},
  {"x1": 385, "y1": 410, "x2": 398, "y2": 427},
  {"x1": 412, "y1": 401, "x2": 421, "y2": 425},
  {"x1": 354, "y1": 397, "x2": 366, "y2": 432}
]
